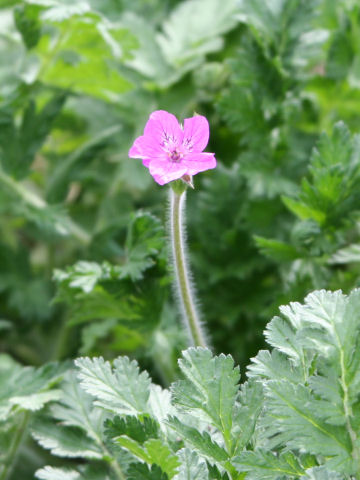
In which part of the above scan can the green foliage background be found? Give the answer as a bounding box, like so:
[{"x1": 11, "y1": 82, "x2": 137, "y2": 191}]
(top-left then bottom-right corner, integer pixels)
[{"x1": 3, "y1": 0, "x2": 360, "y2": 478}]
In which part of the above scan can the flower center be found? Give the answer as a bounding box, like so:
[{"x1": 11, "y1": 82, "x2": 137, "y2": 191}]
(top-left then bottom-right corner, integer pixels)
[{"x1": 169, "y1": 149, "x2": 182, "y2": 163}]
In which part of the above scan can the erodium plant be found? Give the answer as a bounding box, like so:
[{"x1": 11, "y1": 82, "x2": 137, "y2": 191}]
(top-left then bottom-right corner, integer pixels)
[
  {"x1": 129, "y1": 110, "x2": 216, "y2": 347},
  {"x1": 4, "y1": 112, "x2": 360, "y2": 480}
]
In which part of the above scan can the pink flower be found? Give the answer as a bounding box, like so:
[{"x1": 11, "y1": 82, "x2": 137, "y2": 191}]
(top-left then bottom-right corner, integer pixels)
[{"x1": 129, "y1": 110, "x2": 216, "y2": 185}]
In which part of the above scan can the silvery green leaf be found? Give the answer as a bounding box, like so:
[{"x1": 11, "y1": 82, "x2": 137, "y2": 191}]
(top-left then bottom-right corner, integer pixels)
[
  {"x1": 75, "y1": 356, "x2": 151, "y2": 415},
  {"x1": 172, "y1": 348, "x2": 239, "y2": 443},
  {"x1": 174, "y1": 449, "x2": 209, "y2": 480},
  {"x1": 233, "y1": 448, "x2": 305, "y2": 479}
]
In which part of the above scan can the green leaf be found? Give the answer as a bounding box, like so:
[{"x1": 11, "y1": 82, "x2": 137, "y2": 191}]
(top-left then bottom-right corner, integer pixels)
[
  {"x1": 32, "y1": 418, "x2": 103, "y2": 459},
  {"x1": 282, "y1": 196, "x2": 326, "y2": 224},
  {"x1": 0, "y1": 94, "x2": 66, "y2": 179},
  {"x1": 283, "y1": 122, "x2": 360, "y2": 227},
  {"x1": 35, "y1": 464, "x2": 108, "y2": 480},
  {"x1": 127, "y1": 463, "x2": 169, "y2": 480},
  {"x1": 254, "y1": 236, "x2": 300, "y2": 262},
  {"x1": 147, "y1": 385, "x2": 175, "y2": 431},
  {"x1": 326, "y1": 29, "x2": 354, "y2": 80},
  {"x1": 54, "y1": 212, "x2": 164, "y2": 285},
  {"x1": 105, "y1": 415, "x2": 159, "y2": 445},
  {"x1": 260, "y1": 380, "x2": 351, "y2": 468},
  {"x1": 53, "y1": 272, "x2": 141, "y2": 325},
  {"x1": 80, "y1": 318, "x2": 118, "y2": 355},
  {"x1": 301, "y1": 467, "x2": 344, "y2": 480},
  {"x1": 116, "y1": 437, "x2": 180, "y2": 479},
  {"x1": 172, "y1": 348, "x2": 239, "y2": 449},
  {"x1": 230, "y1": 380, "x2": 263, "y2": 454},
  {"x1": 36, "y1": 467, "x2": 81, "y2": 480},
  {"x1": 248, "y1": 290, "x2": 360, "y2": 474},
  {"x1": 264, "y1": 315, "x2": 304, "y2": 364},
  {"x1": 284, "y1": 290, "x2": 360, "y2": 383},
  {"x1": 247, "y1": 350, "x2": 304, "y2": 384},
  {"x1": 121, "y1": 12, "x2": 172, "y2": 85},
  {"x1": 120, "y1": 212, "x2": 165, "y2": 281},
  {"x1": 37, "y1": 14, "x2": 134, "y2": 100},
  {"x1": 14, "y1": 4, "x2": 41, "y2": 49},
  {"x1": 47, "y1": 371, "x2": 106, "y2": 442},
  {"x1": 238, "y1": 0, "x2": 325, "y2": 71},
  {"x1": 46, "y1": 124, "x2": 121, "y2": 203},
  {"x1": 174, "y1": 449, "x2": 209, "y2": 480},
  {"x1": 0, "y1": 361, "x2": 62, "y2": 420},
  {"x1": 238, "y1": 0, "x2": 277, "y2": 43},
  {"x1": 233, "y1": 449, "x2": 305, "y2": 479},
  {"x1": 329, "y1": 243, "x2": 360, "y2": 264},
  {"x1": 144, "y1": 439, "x2": 180, "y2": 479},
  {"x1": 166, "y1": 416, "x2": 228, "y2": 465},
  {"x1": 75, "y1": 356, "x2": 151, "y2": 415},
  {"x1": 28, "y1": 0, "x2": 91, "y2": 22},
  {"x1": 55, "y1": 261, "x2": 105, "y2": 294},
  {"x1": 157, "y1": 0, "x2": 238, "y2": 75}
]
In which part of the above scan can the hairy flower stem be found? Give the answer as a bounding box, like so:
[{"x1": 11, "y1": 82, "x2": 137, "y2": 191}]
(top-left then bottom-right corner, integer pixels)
[{"x1": 170, "y1": 188, "x2": 207, "y2": 348}]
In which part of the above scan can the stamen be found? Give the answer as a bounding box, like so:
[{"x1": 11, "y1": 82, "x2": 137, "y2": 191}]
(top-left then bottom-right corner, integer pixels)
[{"x1": 169, "y1": 149, "x2": 182, "y2": 162}]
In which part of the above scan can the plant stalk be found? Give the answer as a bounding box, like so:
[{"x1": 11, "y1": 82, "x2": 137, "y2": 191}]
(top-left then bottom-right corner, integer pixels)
[
  {"x1": 0, "y1": 411, "x2": 30, "y2": 480},
  {"x1": 169, "y1": 188, "x2": 207, "y2": 348}
]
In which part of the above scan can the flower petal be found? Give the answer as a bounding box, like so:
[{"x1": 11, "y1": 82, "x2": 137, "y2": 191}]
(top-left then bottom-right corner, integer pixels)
[
  {"x1": 183, "y1": 152, "x2": 216, "y2": 175},
  {"x1": 129, "y1": 135, "x2": 164, "y2": 159},
  {"x1": 148, "y1": 158, "x2": 187, "y2": 185},
  {"x1": 182, "y1": 115, "x2": 209, "y2": 153},
  {"x1": 144, "y1": 110, "x2": 183, "y2": 148}
]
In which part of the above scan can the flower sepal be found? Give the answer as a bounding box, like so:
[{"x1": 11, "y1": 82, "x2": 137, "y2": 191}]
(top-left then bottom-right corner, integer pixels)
[{"x1": 171, "y1": 175, "x2": 194, "y2": 194}]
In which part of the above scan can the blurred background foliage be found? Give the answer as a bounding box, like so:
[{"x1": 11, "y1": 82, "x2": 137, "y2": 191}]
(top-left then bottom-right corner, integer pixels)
[{"x1": 2, "y1": 0, "x2": 360, "y2": 385}]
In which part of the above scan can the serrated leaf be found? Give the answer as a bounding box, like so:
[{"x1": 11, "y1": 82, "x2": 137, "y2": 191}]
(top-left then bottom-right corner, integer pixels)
[
  {"x1": 145, "y1": 439, "x2": 180, "y2": 479},
  {"x1": 116, "y1": 437, "x2": 179, "y2": 479},
  {"x1": 10, "y1": 390, "x2": 61, "y2": 411},
  {"x1": 32, "y1": 418, "x2": 103, "y2": 459},
  {"x1": 127, "y1": 463, "x2": 168, "y2": 480},
  {"x1": 174, "y1": 449, "x2": 208, "y2": 480},
  {"x1": 284, "y1": 290, "x2": 360, "y2": 383},
  {"x1": 172, "y1": 348, "x2": 239, "y2": 446},
  {"x1": 329, "y1": 243, "x2": 360, "y2": 264},
  {"x1": 166, "y1": 416, "x2": 228, "y2": 465},
  {"x1": 231, "y1": 380, "x2": 263, "y2": 454},
  {"x1": 157, "y1": 0, "x2": 238, "y2": 75},
  {"x1": 234, "y1": 448, "x2": 305, "y2": 479},
  {"x1": 301, "y1": 467, "x2": 344, "y2": 480},
  {"x1": 49, "y1": 370, "x2": 106, "y2": 441},
  {"x1": 105, "y1": 415, "x2": 159, "y2": 445},
  {"x1": 75, "y1": 356, "x2": 151, "y2": 415},
  {"x1": 121, "y1": 212, "x2": 165, "y2": 281},
  {"x1": 36, "y1": 466, "x2": 81, "y2": 480},
  {"x1": 0, "y1": 362, "x2": 62, "y2": 420},
  {"x1": 283, "y1": 122, "x2": 360, "y2": 227},
  {"x1": 35, "y1": 464, "x2": 109, "y2": 480},
  {"x1": 249, "y1": 290, "x2": 360, "y2": 475},
  {"x1": 260, "y1": 380, "x2": 351, "y2": 469},
  {"x1": 148, "y1": 385, "x2": 175, "y2": 428},
  {"x1": 264, "y1": 315, "x2": 304, "y2": 365},
  {"x1": 247, "y1": 350, "x2": 304, "y2": 383}
]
